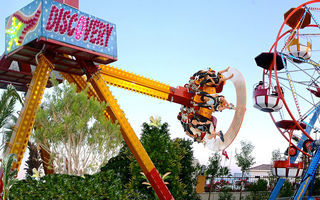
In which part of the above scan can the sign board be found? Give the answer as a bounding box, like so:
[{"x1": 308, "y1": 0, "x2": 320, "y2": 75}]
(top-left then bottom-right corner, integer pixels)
[{"x1": 5, "y1": 0, "x2": 117, "y2": 59}]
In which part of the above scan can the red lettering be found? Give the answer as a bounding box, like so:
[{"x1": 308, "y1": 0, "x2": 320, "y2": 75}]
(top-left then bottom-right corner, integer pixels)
[
  {"x1": 59, "y1": 10, "x2": 70, "y2": 34},
  {"x1": 83, "y1": 17, "x2": 92, "y2": 41},
  {"x1": 96, "y1": 23, "x2": 106, "y2": 46},
  {"x1": 46, "y1": 5, "x2": 59, "y2": 31},
  {"x1": 89, "y1": 20, "x2": 100, "y2": 44},
  {"x1": 104, "y1": 24, "x2": 114, "y2": 47},
  {"x1": 67, "y1": 13, "x2": 78, "y2": 36},
  {"x1": 54, "y1": 8, "x2": 64, "y2": 32}
]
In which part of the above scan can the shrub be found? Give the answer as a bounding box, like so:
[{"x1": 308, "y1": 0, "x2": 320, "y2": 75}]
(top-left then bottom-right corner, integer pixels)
[
  {"x1": 279, "y1": 180, "x2": 294, "y2": 198},
  {"x1": 9, "y1": 170, "x2": 142, "y2": 200}
]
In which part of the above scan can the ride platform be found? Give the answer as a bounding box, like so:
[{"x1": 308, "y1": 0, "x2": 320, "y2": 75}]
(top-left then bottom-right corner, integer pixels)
[{"x1": 1, "y1": 0, "x2": 117, "y2": 91}]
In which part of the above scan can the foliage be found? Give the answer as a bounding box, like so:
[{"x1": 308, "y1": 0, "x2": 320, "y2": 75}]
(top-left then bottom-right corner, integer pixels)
[
  {"x1": 245, "y1": 179, "x2": 269, "y2": 200},
  {"x1": 0, "y1": 85, "x2": 22, "y2": 153},
  {"x1": 205, "y1": 179, "x2": 231, "y2": 192},
  {"x1": 102, "y1": 118, "x2": 200, "y2": 200},
  {"x1": 0, "y1": 85, "x2": 22, "y2": 128},
  {"x1": 1, "y1": 154, "x2": 18, "y2": 200},
  {"x1": 33, "y1": 81, "x2": 121, "y2": 175},
  {"x1": 271, "y1": 149, "x2": 281, "y2": 162},
  {"x1": 235, "y1": 140, "x2": 255, "y2": 200},
  {"x1": 247, "y1": 179, "x2": 268, "y2": 192},
  {"x1": 312, "y1": 177, "x2": 320, "y2": 195},
  {"x1": 206, "y1": 153, "x2": 222, "y2": 178},
  {"x1": 279, "y1": 180, "x2": 294, "y2": 198},
  {"x1": 9, "y1": 169, "x2": 143, "y2": 200},
  {"x1": 25, "y1": 141, "x2": 42, "y2": 176},
  {"x1": 245, "y1": 191, "x2": 269, "y2": 200},
  {"x1": 218, "y1": 187, "x2": 235, "y2": 200},
  {"x1": 235, "y1": 140, "x2": 256, "y2": 175}
]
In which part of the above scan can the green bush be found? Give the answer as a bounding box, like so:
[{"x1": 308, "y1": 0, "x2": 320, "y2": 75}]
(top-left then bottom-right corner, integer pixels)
[
  {"x1": 9, "y1": 170, "x2": 142, "y2": 200},
  {"x1": 247, "y1": 179, "x2": 268, "y2": 192},
  {"x1": 218, "y1": 187, "x2": 234, "y2": 200},
  {"x1": 279, "y1": 180, "x2": 294, "y2": 198}
]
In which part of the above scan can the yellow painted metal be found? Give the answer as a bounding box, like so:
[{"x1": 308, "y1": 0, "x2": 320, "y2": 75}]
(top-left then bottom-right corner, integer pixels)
[
  {"x1": 60, "y1": 72, "x2": 98, "y2": 99},
  {"x1": 89, "y1": 73, "x2": 155, "y2": 173},
  {"x1": 6, "y1": 54, "x2": 54, "y2": 171},
  {"x1": 100, "y1": 65, "x2": 171, "y2": 100},
  {"x1": 61, "y1": 73, "x2": 111, "y2": 120}
]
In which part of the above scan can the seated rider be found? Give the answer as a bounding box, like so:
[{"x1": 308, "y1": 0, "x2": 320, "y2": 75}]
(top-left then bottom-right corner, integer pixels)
[
  {"x1": 194, "y1": 92, "x2": 234, "y2": 112},
  {"x1": 199, "y1": 67, "x2": 234, "y2": 87},
  {"x1": 184, "y1": 115, "x2": 224, "y2": 143},
  {"x1": 307, "y1": 82, "x2": 320, "y2": 98}
]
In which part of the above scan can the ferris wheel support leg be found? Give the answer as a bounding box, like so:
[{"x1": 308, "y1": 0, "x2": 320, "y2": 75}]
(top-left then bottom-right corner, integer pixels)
[
  {"x1": 290, "y1": 106, "x2": 320, "y2": 163},
  {"x1": 269, "y1": 178, "x2": 285, "y2": 200},
  {"x1": 88, "y1": 72, "x2": 174, "y2": 200},
  {"x1": 293, "y1": 149, "x2": 320, "y2": 200},
  {"x1": 308, "y1": 172, "x2": 316, "y2": 198},
  {"x1": 4, "y1": 54, "x2": 54, "y2": 170}
]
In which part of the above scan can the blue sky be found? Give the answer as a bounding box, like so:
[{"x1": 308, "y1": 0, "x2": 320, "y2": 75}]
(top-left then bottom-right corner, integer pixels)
[{"x1": 0, "y1": 0, "x2": 312, "y2": 173}]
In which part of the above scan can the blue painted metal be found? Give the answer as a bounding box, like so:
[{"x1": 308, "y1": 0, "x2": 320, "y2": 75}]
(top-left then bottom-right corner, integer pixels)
[
  {"x1": 291, "y1": 106, "x2": 320, "y2": 163},
  {"x1": 294, "y1": 149, "x2": 320, "y2": 200},
  {"x1": 308, "y1": 172, "x2": 316, "y2": 197},
  {"x1": 269, "y1": 106, "x2": 320, "y2": 200},
  {"x1": 269, "y1": 178, "x2": 285, "y2": 200},
  {"x1": 5, "y1": 0, "x2": 117, "y2": 59}
]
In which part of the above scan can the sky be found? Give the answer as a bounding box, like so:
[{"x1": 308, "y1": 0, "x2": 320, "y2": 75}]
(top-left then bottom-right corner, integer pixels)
[{"x1": 0, "y1": 0, "x2": 313, "y2": 174}]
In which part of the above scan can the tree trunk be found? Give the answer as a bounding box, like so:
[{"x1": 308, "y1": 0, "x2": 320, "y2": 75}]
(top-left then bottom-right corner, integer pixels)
[
  {"x1": 239, "y1": 172, "x2": 244, "y2": 200},
  {"x1": 208, "y1": 176, "x2": 214, "y2": 200},
  {"x1": 39, "y1": 144, "x2": 55, "y2": 174}
]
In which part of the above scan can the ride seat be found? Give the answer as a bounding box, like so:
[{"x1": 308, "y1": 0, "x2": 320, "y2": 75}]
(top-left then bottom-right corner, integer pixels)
[{"x1": 253, "y1": 86, "x2": 283, "y2": 112}]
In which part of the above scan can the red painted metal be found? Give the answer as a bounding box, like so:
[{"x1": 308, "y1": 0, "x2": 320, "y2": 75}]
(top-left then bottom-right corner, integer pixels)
[
  {"x1": 54, "y1": 0, "x2": 79, "y2": 9},
  {"x1": 265, "y1": 1, "x2": 320, "y2": 158},
  {"x1": 0, "y1": 55, "x2": 12, "y2": 70},
  {"x1": 168, "y1": 86, "x2": 193, "y2": 107},
  {"x1": 275, "y1": 120, "x2": 307, "y2": 130},
  {"x1": 273, "y1": 160, "x2": 303, "y2": 168},
  {"x1": 64, "y1": 0, "x2": 79, "y2": 9},
  {"x1": 146, "y1": 168, "x2": 174, "y2": 200}
]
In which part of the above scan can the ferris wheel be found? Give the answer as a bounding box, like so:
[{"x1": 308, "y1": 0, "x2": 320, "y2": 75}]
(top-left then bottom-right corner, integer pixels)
[
  {"x1": 255, "y1": 1, "x2": 320, "y2": 158},
  {"x1": 254, "y1": 1, "x2": 320, "y2": 199}
]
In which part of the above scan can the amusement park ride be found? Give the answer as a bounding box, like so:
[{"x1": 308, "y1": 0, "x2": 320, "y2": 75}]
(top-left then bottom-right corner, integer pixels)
[
  {"x1": 254, "y1": 1, "x2": 320, "y2": 199},
  {"x1": 0, "y1": 0, "x2": 246, "y2": 199}
]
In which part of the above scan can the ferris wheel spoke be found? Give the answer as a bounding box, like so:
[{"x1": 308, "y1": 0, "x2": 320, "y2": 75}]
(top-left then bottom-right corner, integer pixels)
[
  {"x1": 271, "y1": 76, "x2": 316, "y2": 107},
  {"x1": 272, "y1": 75, "x2": 313, "y2": 87},
  {"x1": 276, "y1": 67, "x2": 316, "y2": 74},
  {"x1": 301, "y1": 101, "x2": 320, "y2": 121}
]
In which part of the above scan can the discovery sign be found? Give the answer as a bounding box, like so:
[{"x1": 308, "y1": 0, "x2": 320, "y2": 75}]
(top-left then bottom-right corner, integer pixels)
[{"x1": 5, "y1": 0, "x2": 117, "y2": 59}]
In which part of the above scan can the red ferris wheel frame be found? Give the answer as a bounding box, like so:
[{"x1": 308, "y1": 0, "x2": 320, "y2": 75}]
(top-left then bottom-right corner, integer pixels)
[{"x1": 264, "y1": 0, "x2": 320, "y2": 157}]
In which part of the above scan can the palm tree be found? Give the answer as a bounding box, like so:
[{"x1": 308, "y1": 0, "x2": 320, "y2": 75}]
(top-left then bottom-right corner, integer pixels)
[
  {"x1": 140, "y1": 171, "x2": 171, "y2": 199},
  {"x1": 1, "y1": 154, "x2": 18, "y2": 200},
  {"x1": 0, "y1": 85, "x2": 22, "y2": 152}
]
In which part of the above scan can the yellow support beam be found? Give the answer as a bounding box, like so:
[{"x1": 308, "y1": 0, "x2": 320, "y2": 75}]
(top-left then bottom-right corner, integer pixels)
[
  {"x1": 60, "y1": 72, "x2": 98, "y2": 99},
  {"x1": 6, "y1": 54, "x2": 54, "y2": 170},
  {"x1": 61, "y1": 70, "x2": 173, "y2": 199},
  {"x1": 100, "y1": 65, "x2": 171, "y2": 100},
  {"x1": 89, "y1": 73, "x2": 155, "y2": 173}
]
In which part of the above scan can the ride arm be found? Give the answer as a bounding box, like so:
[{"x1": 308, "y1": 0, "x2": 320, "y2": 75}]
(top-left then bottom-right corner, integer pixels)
[
  {"x1": 99, "y1": 65, "x2": 193, "y2": 107},
  {"x1": 60, "y1": 70, "x2": 174, "y2": 200}
]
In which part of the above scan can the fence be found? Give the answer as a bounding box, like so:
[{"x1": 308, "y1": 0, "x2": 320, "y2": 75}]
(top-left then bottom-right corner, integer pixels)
[{"x1": 204, "y1": 176, "x2": 276, "y2": 192}]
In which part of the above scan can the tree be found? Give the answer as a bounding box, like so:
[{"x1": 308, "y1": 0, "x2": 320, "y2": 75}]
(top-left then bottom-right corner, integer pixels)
[
  {"x1": 271, "y1": 148, "x2": 281, "y2": 162},
  {"x1": 33, "y1": 81, "x2": 122, "y2": 175},
  {"x1": 235, "y1": 140, "x2": 255, "y2": 200},
  {"x1": 24, "y1": 141, "x2": 42, "y2": 176},
  {"x1": 1, "y1": 154, "x2": 18, "y2": 200},
  {"x1": 206, "y1": 153, "x2": 222, "y2": 200},
  {"x1": 0, "y1": 85, "x2": 22, "y2": 153},
  {"x1": 103, "y1": 117, "x2": 201, "y2": 200}
]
